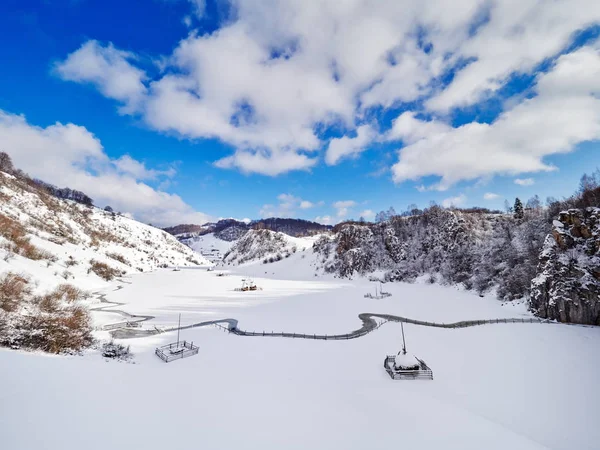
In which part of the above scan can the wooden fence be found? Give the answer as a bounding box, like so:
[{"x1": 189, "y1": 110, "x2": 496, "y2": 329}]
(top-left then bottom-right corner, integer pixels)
[
  {"x1": 383, "y1": 355, "x2": 434, "y2": 380},
  {"x1": 155, "y1": 340, "x2": 199, "y2": 363}
]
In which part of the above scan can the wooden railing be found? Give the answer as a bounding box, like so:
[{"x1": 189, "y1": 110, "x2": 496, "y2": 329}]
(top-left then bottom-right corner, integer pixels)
[
  {"x1": 155, "y1": 340, "x2": 199, "y2": 363},
  {"x1": 383, "y1": 355, "x2": 434, "y2": 380}
]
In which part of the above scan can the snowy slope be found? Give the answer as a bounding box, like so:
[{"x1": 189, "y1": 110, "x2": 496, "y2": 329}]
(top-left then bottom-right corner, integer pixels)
[
  {"x1": 185, "y1": 232, "x2": 235, "y2": 262},
  {"x1": 1, "y1": 265, "x2": 599, "y2": 450},
  {"x1": 0, "y1": 170, "x2": 210, "y2": 295},
  {"x1": 223, "y1": 229, "x2": 320, "y2": 266}
]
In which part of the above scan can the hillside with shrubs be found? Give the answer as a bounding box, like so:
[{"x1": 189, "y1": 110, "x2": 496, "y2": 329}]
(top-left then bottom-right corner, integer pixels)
[
  {"x1": 223, "y1": 229, "x2": 314, "y2": 265},
  {"x1": 0, "y1": 153, "x2": 209, "y2": 352},
  {"x1": 312, "y1": 172, "x2": 600, "y2": 325}
]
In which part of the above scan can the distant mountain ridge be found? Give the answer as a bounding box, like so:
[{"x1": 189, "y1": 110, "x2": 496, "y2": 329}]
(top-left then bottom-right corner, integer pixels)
[{"x1": 165, "y1": 217, "x2": 332, "y2": 240}]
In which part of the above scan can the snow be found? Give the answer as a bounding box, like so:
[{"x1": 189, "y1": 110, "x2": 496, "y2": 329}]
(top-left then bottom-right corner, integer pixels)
[
  {"x1": 393, "y1": 352, "x2": 420, "y2": 369},
  {"x1": 1, "y1": 178, "x2": 599, "y2": 450},
  {"x1": 2, "y1": 261, "x2": 599, "y2": 450},
  {"x1": 0, "y1": 171, "x2": 210, "y2": 296},
  {"x1": 187, "y1": 232, "x2": 234, "y2": 261}
]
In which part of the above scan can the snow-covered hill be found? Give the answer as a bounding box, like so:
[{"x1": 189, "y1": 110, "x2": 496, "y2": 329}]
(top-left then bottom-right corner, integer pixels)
[
  {"x1": 223, "y1": 229, "x2": 318, "y2": 266},
  {"x1": 185, "y1": 232, "x2": 236, "y2": 262},
  {"x1": 0, "y1": 169, "x2": 209, "y2": 296}
]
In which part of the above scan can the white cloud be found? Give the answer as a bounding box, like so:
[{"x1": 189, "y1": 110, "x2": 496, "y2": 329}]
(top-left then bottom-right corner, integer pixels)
[
  {"x1": 514, "y1": 178, "x2": 535, "y2": 186},
  {"x1": 188, "y1": 0, "x2": 205, "y2": 18},
  {"x1": 259, "y1": 193, "x2": 319, "y2": 217},
  {"x1": 392, "y1": 43, "x2": 600, "y2": 190},
  {"x1": 314, "y1": 215, "x2": 332, "y2": 225},
  {"x1": 387, "y1": 112, "x2": 451, "y2": 144},
  {"x1": 113, "y1": 155, "x2": 176, "y2": 180},
  {"x1": 359, "y1": 209, "x2": 376, "y2": 221},
  {"x1": 325, "y1": 125, "x2": 377, "y2": 165},
  {"x1": 54, "y1": 40, "x2": 147, "y2": 114},
  {"x1": 426, "y1": 1, "x2": 600, "y2": 112},
  {"x1": 55, "y1": 1, "x2": 600, "y2": 179},
  {"x1": 333, "y1": 200, "x2": 356, "y2": 218},
  {"x1": 0, "y1": 110, "x2": 211, "y2": 227},
  {"x1": 442, "y1": 194, "x2": 467, "y2": 208},
  {"x1": 483, "y1": 192, "x2": 500, "y2": 200}
]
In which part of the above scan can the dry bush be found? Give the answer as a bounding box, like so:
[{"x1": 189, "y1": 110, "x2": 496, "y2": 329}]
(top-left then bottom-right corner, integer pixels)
[
  {"x1": 37, "y1": 292, "x2": 60, "y2": 313},
  {"x1": 102, "y1": 340, "x2": 132, "y2": 360},
  {"x1": 88, "y1": 260, "x2": 122, "y2": 281},
  {"x1": 65, "y1": 256, "x2": 78, "y2": 267},
  {"x1": 27, "y1": 305, "x2": 93, "y2": 353},
  {"x1": 54, "y1": 284, "x2": 86, "y2": 302},
  {"x1": 1, "y1": 280, "x2": 93, "y2": 353},
  {"x1": 22, "y1": 243, "x2": 56, "y2": 262},
  {"x1": 0, "y1": 213, "x2": 27, "y2": 242},
  {"x1": 106, "y1": 252, "x2": 129, "y2": 265},
  {"x1": 89, "y1": 228, "x2": 121, "y2": 247},
  {"x1": 0, "y1": 272, "x2": 31, "y2": 312},
  {"x1": 0, "y1": 213, "x2": 57, "y2": 262},
  {"x1": 48, "y1": 236, "x2": 66, "y2": 246}
]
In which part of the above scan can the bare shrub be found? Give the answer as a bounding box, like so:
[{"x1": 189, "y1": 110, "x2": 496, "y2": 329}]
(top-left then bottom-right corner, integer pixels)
[
  {"x1": 106, "y1": 252, "x2": 129, "y2": 265},
  {"x1": 0, "y1": 273, "x2": 31, "y2": 312},
  {"x1": 89, "y1": 228, "x2": 121, "y2": 247},
  {"x1": 37, "y1": 292, "x2": 60, "y2": 313},
  {"x1": 28, "y1": 305, "x2": 93, "y2": 353},
  {"x1": 2, "y1": 247, "x2": 15, "y2": 262},
  {"x1": 102, "y1": 340, "x2": 132, "y2": 360},
  {"x1": 61, "y1": 270, "x2": 73, "y2": 280},
  {"x1": 0, "y1": 213, "x2": 56, "y2": 261},
  {"x1": 48, "y1": 236, "x2": 66, "y2": 246},
  {"x1": 50, "y1": 284, "x2": 84, "y2": 303},
  {"x1": 65, "y1": 256, "x2": 78, "y2": 267},
  {"x1": 88, "y1": 260, "x2": 122, "y2": 281},
  {"x1": 1, "y1": 278, "x2": 92, "y2": 353}
]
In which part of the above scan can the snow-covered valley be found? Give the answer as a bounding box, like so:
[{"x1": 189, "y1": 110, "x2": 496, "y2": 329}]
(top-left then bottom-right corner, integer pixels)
[
  {"x1": 2, "y1": 260, "x2": 599, "y2": 450},
  {"x1": 1, "y1": 165, "x2": 599, "y2": 450}
]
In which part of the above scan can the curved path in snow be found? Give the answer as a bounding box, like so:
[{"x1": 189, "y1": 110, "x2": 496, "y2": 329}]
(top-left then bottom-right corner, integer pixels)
[
  {"x1": 109, "y1": 310, "x2": 553, "y2": 340},
  {"x1": 90, "y1": 284, "x2": 155, "y2": 331},
  {"x1": 97, "y1": 279, "x2": 554, "y2": 340}
]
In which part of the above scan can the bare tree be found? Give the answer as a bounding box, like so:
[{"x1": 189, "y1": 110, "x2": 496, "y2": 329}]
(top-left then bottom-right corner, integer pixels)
[{"x1": 0, "y1": 152, "x2": 14, "y2": 174}]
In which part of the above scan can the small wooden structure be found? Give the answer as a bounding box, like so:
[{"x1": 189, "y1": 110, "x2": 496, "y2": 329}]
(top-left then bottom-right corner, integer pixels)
[
  {"x1": 155, "y1": 314, "x2": 199, "y2": 363},
  {"x1": 155, "y1": 340, "x2": 199, "y2": 363},
  {"x1": 235, "y1": 278, "x2": 259, "y2": 291},
  {"x1": 383, "y1": 322, "x2": 433, "y2": 380},
  {"x1": 365, "y1": 283, "x2": 392, "y2": 299},
  {"x1": 383, "y1": 354, "x2": 433, "y2": 380}
]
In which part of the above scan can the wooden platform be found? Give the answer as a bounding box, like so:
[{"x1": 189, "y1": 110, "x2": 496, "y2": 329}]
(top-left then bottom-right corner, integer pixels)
[{"x1": 155, "y1": 340, "x2": 199, "y2": 363}]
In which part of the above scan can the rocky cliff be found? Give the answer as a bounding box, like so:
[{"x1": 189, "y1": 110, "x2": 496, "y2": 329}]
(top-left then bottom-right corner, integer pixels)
[{"x1": 530, "y1": 208, "x2": 600, "y2": 325}]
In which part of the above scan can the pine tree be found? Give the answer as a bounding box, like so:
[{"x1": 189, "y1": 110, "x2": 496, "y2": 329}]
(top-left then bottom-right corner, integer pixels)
[{"x1": 513, "y1": 198, "x2": 524, "y2": 220}]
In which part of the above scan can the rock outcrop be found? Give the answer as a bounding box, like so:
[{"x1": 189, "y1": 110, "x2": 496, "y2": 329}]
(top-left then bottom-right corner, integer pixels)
[{"x1": 530, "y1": 208, "x2": 600, "y2": 325}]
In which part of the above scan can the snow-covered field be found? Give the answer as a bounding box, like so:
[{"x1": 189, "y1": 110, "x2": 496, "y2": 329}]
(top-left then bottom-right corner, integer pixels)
[
  {"x1": 2, "y1": 258, "x2": 599, "y2": 450},
  {"x1": 187, "y1": 232, "x2": 235, "y2": 261}
]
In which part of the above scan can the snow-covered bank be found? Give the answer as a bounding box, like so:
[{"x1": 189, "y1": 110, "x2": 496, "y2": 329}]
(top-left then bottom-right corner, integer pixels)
[
  {"x1": 2, "y1": 265, "x2": 599, "y2": 450},
  {"x1": 2, "y1": 320, "x2": 598, "y2": 450}
]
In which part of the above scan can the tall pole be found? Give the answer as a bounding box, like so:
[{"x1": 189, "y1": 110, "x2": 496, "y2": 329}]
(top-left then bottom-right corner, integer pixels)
[
  {"x1": 177, "y1": 313, "x2": 181, "y2": 346},
  {"x1": 401, "y1": 321, "x2": 407, "y2": 355}
]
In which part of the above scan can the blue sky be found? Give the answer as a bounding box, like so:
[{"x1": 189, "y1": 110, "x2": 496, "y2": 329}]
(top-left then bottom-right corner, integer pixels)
[{"x1": 0, "y1": 0, "x2": 599, "y2": 226}]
